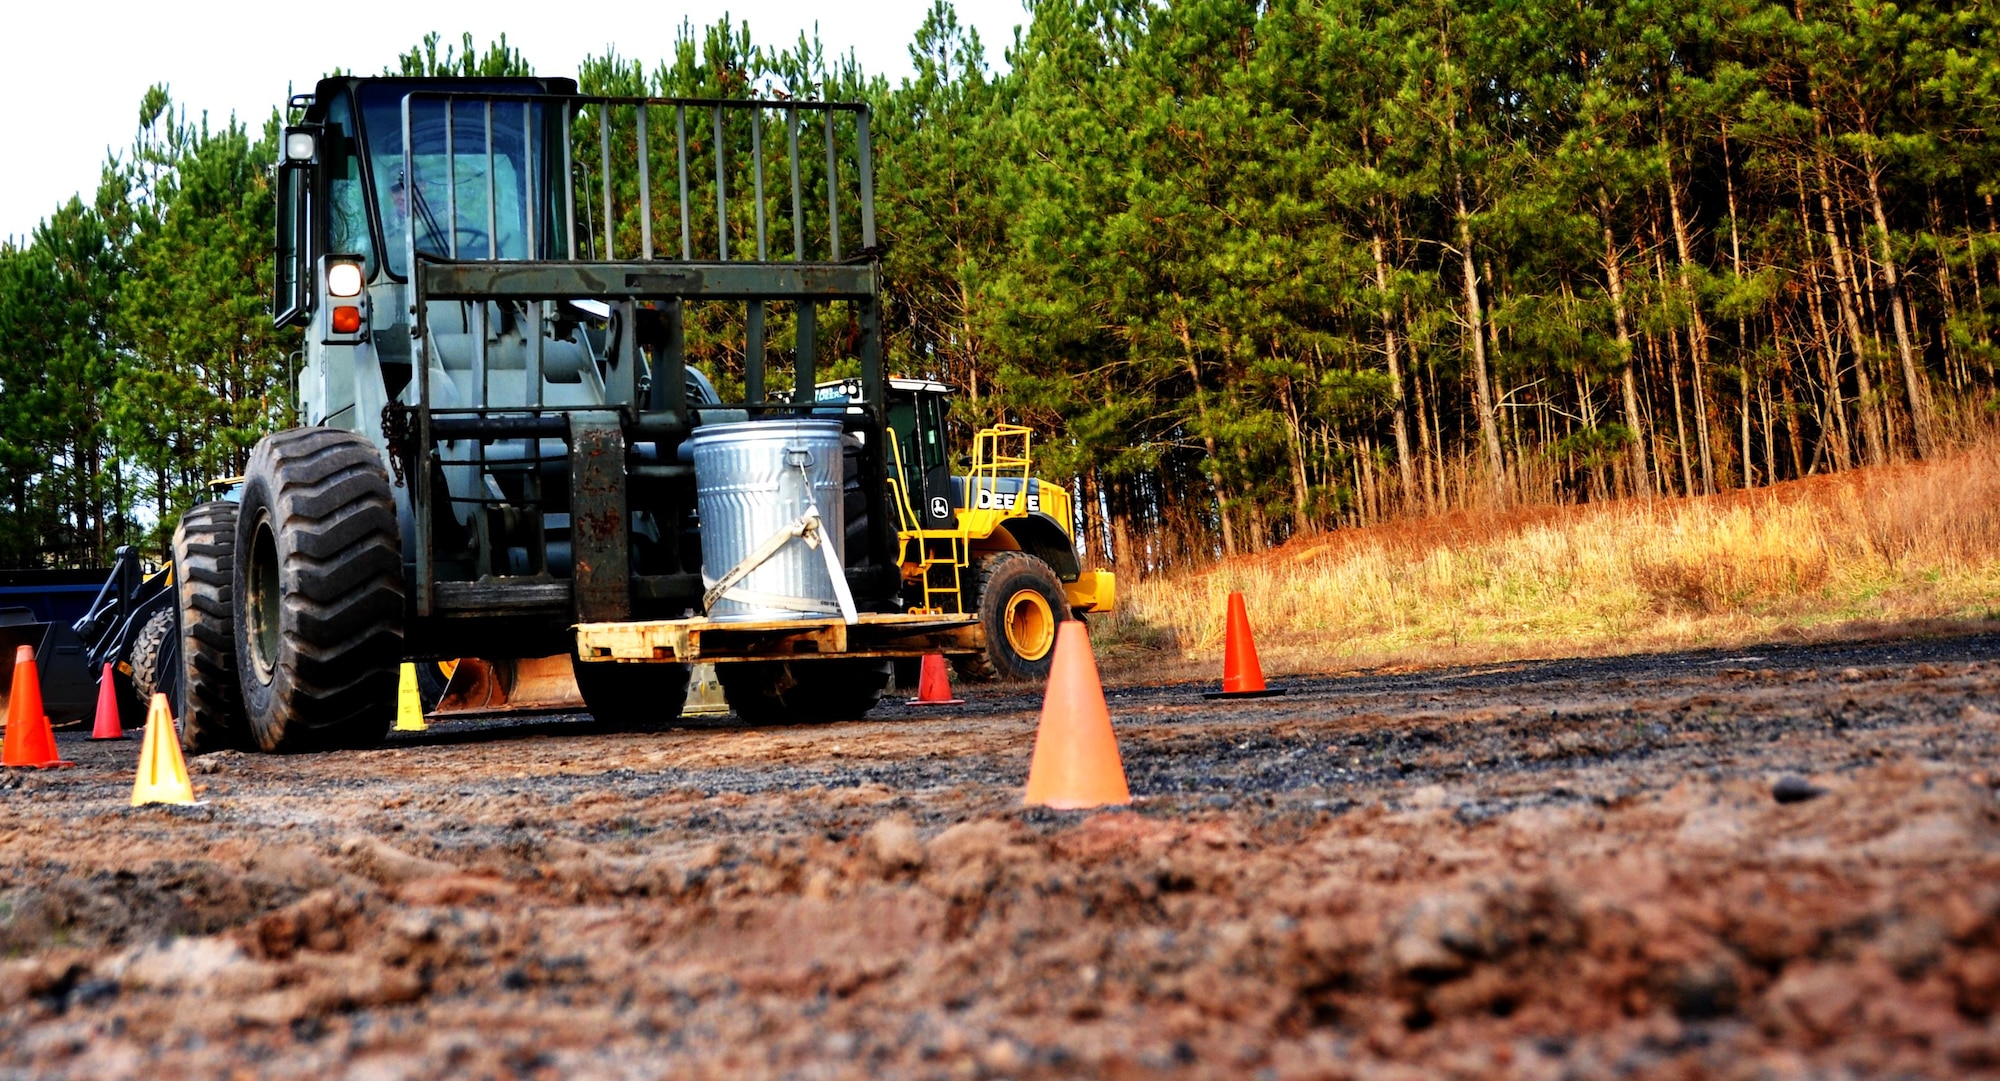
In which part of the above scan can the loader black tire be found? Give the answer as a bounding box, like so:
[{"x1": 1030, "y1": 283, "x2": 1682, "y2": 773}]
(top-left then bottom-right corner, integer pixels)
[
  {"x1": 234, "y1": 428, "x2": 404, "y2": 753},
  {"x1": 173, "y1": 501, "x2": 249, "y2": 753},
  {"x1": 953, "y1": 551, "x2": 1066, "y2": 683},
  {"x1": 127, "y1": 606, "x2": 174, "y2": 700},
  {"x1": 716, "y1": 658, "x2": 892, "y2": 724},
  {"x1": 570, "y1": 658, "x2": 692, "y2": 727}
]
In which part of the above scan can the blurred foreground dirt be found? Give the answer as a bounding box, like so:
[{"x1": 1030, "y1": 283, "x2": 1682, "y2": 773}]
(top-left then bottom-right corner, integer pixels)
[{"x1": 4, "y1": 631, "x2": 2000, "y2": 1079}]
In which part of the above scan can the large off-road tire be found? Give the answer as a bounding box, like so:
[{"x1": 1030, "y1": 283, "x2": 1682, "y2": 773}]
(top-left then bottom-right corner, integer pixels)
[
  {"x1": 954, "y1": 551, "x2": 1067, "y2": 683},
  {"x1": 234, "y1": 428, "x2": 404, "y2": 753},
  {"x1": 173, "y1": 501, "x2": 249, "y2": 752},
  {"x1": 715, "y1": 658, "x2": 892, "y2": 724},
  {"x1": 570, "y1": 658, "x2": 693, "y2": 727},
  {"x1": 126, "y1": 606, "x2": 175, "y2": 700}
]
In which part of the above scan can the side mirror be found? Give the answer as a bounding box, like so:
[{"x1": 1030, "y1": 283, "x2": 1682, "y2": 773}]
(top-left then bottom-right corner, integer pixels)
[{"x1": 273, "y1": 163, "x2": 311, "y2": 327}]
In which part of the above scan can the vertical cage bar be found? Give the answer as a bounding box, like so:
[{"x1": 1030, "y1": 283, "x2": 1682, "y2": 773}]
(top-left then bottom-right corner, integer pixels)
[
  {"x1": 713, "y1": 104, "x2": 728, "y2": 260},
  {"x1": 824, "y1": 107, "x2": 840, "y2": 261},
  {"x1": 796, "y1": 301, "x2": 816, "y2": 397},
  {"x1": 561, "y1": 101, "x2": 577, "y2": 260},
  {"x1": 661, "y1": 300, "x2": 687, "y2": 415},
  {"x1": 484, "y1": 101, "x2": 497, "y2": 260},
  {"x1": 598, "y1": 106, "x2": 615, "y2": 260},
  {"x1": 637, "y1": 104, "x2": 654, "y2": 260},
  {"x1": 401, "y1": 96, "x2": 419, "y2": 335},
  {"x1": 530, "y1": 302, "x2": 545, "y2": 410},
  {"x1": 787, "y1": 108, "x2": 803, "y2": 260},
  {"x1": 752, "y1": 111, "x2": 767, "y2": 260},
  {"x1": 401, "y1": 96, "x2": 429, "y2": 613},
  {"x1": 856, "y1": 109, "x2": 876, "y2": 249},
  {"x1": 445, "y1": 98, "x2": 458, "y2": 259},
  {"x1": 521, "y1": 102, "x2": 536, "y2": 259},
  {"x1": 676, "y1": 106, "x2": 691, "y2": 260},
  {"x1": 746, "y1": 302, "x2": 765, "y2": 403}
]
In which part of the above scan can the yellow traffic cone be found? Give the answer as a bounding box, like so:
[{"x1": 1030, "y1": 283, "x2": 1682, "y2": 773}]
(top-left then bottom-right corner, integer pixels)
[
  {"x1": 132, "y1": 693, "x2": 195, "y2": 807},
  {"x1": 394, "y1": 663, "x2": 428, "y2": 732}
]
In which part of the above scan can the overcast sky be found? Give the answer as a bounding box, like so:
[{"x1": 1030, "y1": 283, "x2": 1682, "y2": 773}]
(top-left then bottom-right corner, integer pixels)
[{"x1": 0, "y1": 0, "x2": 1026, "y2": 245}]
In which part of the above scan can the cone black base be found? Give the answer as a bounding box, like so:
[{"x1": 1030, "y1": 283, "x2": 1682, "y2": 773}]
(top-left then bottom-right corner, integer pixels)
[{"x1": 1202, "y1": 687, "x2": 1288, "y2": 700}]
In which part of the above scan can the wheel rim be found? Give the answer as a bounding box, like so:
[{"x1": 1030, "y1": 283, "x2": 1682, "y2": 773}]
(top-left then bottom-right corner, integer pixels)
[
  {"x1": 437, "y1": 659, "x2": 458, "y2": 680},
  {"x1": 246, "y1": 519, "x2": 282, "y2": 684},
  {"x1": 1002, "y1": 588, "x2": 1056, "y2": 662}
]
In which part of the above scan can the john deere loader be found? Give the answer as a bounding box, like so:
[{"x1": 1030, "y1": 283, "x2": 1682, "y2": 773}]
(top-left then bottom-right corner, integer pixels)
[{"x1": 161, "y1": 75, "x2": 1110, "y2": 752}]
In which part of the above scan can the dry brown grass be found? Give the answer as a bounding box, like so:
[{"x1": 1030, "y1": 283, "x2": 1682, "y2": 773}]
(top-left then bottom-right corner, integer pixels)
[{"x1": 1097, "y1": 443, "x2": 2000, "y2": 680}]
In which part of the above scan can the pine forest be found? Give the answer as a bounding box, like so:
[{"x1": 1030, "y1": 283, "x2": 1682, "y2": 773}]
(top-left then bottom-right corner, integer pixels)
[{"x1": 2, "y1": 0, "x2": 1997, "y2": 577}]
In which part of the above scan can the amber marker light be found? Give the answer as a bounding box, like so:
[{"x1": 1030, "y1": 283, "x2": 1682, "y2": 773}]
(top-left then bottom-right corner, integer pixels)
[{"x1": 332, "y1": 306, "x2": 362, "y2": 333}]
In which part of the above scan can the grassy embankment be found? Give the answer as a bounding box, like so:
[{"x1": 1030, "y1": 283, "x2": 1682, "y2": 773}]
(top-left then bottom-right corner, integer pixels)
[{"x1": 1101, "y1": 443, "x2": 2000, "y2": 679}]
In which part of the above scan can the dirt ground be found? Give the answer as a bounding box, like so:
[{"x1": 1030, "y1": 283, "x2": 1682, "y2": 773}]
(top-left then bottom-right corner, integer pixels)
[{"x1": 5, "y1": 630, "x2": 2000, "y2": 1080}]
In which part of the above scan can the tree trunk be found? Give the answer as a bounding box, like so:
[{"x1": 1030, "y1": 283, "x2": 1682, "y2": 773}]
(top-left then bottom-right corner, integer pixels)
[
  {"x1": 1662, "y1": 146, "x2": 1717, "y2": 492},
  {"x1": 1780, "y1": 355, "x2": 1806, "y2": 479},
  {"x1": 1454, "y1": 180, "x2": 1506, "y2": 496},
  {"x1": 1810, "y1": 109, "x2": 1885, "y2": 464},
  {"x1": 1371, "y1": 229, "x2": 1417, "y2": 507},
  {"x1": 1274, "y1": 372, "x2": 1312, "y2": 536},
  {"x1": 1601, "y1": 209, "x2": 1651, "y2": 497},
  {"x1": 1724, "y1": 133, "x2": 1755, "y2": 487},
  {"x1": 1861, "y1": 152, "x2": 1930, "y2": 455},
  {"x1": 1406, "y1": 298, "x2": 1440, "y2": 512},
  {"x1": 1173, "y1": 317, "x2": 1235, "y2": 559},
  {"x1": 1120, "y1": 484, "x2": 1136, "y2": 576},
  {"x1": 1796, "y1": 167, "x2": 1855, "y2": 471}
]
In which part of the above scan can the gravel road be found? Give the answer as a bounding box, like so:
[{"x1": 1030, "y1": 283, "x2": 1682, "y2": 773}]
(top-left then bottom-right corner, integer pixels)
[{"x1": 4, "y1": 629, "x2": 2000, "y2": 1079}]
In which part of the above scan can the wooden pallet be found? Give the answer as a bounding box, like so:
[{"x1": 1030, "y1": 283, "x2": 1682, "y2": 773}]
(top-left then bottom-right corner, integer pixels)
[{"x1": 575, "y1": 611, "x2": 983, "y2": 664}]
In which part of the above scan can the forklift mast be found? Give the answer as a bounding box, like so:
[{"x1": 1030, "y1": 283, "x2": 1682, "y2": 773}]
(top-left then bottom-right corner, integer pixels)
[{"x1": 273, "y1": 78, "x2": 898, "y2": 657}]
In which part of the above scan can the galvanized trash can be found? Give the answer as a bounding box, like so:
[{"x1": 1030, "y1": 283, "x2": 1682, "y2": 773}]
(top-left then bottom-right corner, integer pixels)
[{"x1": 686, "y1": 418, "x2": 847, "y2": 622}]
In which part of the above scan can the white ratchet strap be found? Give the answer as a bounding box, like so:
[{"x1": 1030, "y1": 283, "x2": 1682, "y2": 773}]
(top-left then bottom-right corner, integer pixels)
[{"x1": 701, "y1": 501, "x2": 860, "y2": 625}]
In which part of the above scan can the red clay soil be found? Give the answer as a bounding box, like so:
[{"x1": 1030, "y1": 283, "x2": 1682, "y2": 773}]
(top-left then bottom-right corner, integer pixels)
[{"x1": 3, "y1": 629, "x2": 2000, "y2": 1079}]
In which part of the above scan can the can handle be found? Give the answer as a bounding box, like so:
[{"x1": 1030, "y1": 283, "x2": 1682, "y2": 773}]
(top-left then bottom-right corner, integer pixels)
[{"x1": 785, "y1": 447, "x2": 814, "y2": 469}]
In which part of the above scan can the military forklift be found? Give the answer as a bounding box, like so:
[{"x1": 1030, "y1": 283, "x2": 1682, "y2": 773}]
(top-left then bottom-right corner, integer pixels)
[{"x1": 163, "y1": 75, "x2": 1109, "y2": 753}]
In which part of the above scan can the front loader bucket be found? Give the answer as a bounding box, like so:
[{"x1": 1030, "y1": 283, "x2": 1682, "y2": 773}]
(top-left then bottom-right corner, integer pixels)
[
  {"x1": 431, "y1": 656, "x2": 585, "y2": 718},
  {"x1": 0, "y1": 618, "x2": 48, "y2": 721},
  {"x1": 0, "y1": 613, "x2": 97, "y2": 725}
]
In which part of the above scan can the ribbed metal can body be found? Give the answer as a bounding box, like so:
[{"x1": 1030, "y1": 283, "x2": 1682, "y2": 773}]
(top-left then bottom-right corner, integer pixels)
[{"x1": 686, "y1": 419, "x2": 846, "y2": 622}]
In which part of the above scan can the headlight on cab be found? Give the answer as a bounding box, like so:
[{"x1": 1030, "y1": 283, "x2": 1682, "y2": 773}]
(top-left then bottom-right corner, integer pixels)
[{"x1": 327, "y1": 261, "x2": 364, "y2": 298}]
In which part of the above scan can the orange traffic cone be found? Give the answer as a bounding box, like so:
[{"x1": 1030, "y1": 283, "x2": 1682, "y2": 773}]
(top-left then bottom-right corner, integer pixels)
[
  {"x1": 89, "y1": 663, "x2": 127, "y2": 740},
  {"x1": 1024, "y1": 621, "x2": 1131, "y2": 809},
  {"x1": 907, "y1": 653, "x2": 964, "y2": 706},
  {"x1": 132, "y1": 693, "x2": 195, "y2": 806},
  {"x1": 1203, "y1": 592, "x2": 1286, "y2": 700},
  {"x1": 3, "y1": 644, "x2": 70, "y2": 768}
]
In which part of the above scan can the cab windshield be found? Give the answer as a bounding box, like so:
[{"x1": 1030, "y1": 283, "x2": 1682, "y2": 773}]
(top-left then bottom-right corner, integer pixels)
[{"x1": 356, "y1": 82, "x2": 553, "y2": 277}]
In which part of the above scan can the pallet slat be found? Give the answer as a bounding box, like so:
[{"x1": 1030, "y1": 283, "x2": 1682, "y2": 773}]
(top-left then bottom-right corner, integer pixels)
[{"x1": 576, "y1": 612, "x2": 982, "y2": 663}]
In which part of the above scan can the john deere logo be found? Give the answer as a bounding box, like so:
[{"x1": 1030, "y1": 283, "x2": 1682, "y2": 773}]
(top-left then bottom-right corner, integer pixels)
[{"x1": 929, "y1": 497, "x2": 949, "y2": 519}]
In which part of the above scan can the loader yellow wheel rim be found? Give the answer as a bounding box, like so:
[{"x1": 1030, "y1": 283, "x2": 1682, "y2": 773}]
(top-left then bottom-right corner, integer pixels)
[
  {"x1": 437, "y1": 659, "x2": 458, "y2": 681},
  {"x1": 1003, "y1": 589, "x2": 1056, "y2": 662}
]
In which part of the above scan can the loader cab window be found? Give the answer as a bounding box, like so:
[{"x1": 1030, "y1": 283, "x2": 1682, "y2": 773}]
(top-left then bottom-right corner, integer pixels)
[
  {"x1": 322, "y1": 92, "x2": 376, "y2": 278},
  {"x1": 356, "y1": 82, "x2": 549, "y2": 277},
  {"x1": 888, "y1": 398, "x2": 921, "y2": 496},
  {"x1": 917, "y1": 393, "x2": 947, "y2": 470}
]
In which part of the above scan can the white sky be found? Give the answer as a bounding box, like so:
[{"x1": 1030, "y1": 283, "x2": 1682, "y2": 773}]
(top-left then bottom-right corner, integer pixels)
[{"x1": 0, "y1": 0, "x2": 1026, "y2": 245}]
